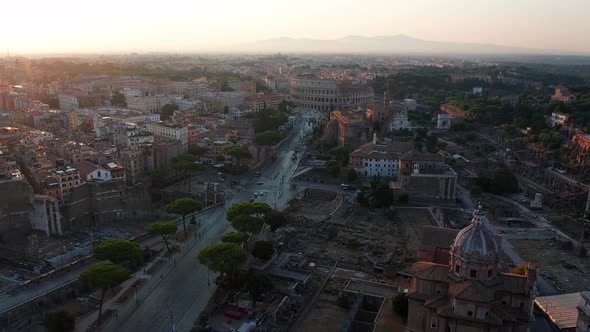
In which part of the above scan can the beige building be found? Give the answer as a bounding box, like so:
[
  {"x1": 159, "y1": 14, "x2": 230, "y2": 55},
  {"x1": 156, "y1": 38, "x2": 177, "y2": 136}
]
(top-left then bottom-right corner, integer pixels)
[
  {"x1": 290, "y1": 76, "x2": 374, "y2": 112},
  {"x1": 145, "y1": 122, "x2": 189, "y2": 153},
  {"x1": 395, "y1": 151, "x2": 457, "y2": 201}
]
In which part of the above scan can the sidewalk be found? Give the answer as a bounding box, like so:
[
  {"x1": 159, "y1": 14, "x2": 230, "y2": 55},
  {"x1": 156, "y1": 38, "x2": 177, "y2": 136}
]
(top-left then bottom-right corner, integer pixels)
[{"x1": 74, "y1": 244, "x2": 167, "y2": 332}]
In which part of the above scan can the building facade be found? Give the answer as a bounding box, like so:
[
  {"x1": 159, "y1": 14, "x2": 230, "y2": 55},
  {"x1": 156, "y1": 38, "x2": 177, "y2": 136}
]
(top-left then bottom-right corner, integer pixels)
[
  {"x1": 145, "y1": 122, "x2": 189, "y2": 152},
  {"x1": 290, "y1": 76, "x2": 373, "y2": 112},
  {"x1": 408, "y1": 206, "x2": 536, "y2": 332}
]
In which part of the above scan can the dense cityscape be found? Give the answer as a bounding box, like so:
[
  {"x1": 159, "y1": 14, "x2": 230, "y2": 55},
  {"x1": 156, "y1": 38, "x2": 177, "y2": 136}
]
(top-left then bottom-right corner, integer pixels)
[{"x1": 2, "y1": 2, "x2": 590, "y2": 332}]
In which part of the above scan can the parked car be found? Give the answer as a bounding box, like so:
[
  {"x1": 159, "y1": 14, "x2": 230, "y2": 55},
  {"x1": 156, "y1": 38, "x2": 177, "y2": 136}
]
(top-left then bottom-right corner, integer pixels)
[{"x1": 257, "y1": 181, "x2": 264, "y2": 185}]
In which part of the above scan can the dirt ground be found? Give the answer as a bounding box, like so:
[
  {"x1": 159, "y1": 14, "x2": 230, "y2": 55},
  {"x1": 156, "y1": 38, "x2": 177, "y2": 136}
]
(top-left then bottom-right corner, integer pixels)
[{"x1": 510, "y1": 238, "x2": 590, "y2": 293}]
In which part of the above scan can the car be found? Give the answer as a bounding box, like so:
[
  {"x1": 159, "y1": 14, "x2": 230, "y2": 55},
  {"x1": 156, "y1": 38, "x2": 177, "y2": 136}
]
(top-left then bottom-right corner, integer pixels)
[
  {"x1": 255, "y1": 171, "x2": 261, "y2": 177},
  {"x1": 254, "y1": 192, "x2": 258, "y2": 197},
  {"x1": 218, "y1": 178, "x2": 225, "y2": 182},
  {"x1": 259, "y1": 191, "x2": 265, "y2": 197},
  {"x1": 230, "y1": 180, "x2": 239, "y2": 185},
  {"x1": 257, "y1": 181, "x2": 264, "y2": 185}
]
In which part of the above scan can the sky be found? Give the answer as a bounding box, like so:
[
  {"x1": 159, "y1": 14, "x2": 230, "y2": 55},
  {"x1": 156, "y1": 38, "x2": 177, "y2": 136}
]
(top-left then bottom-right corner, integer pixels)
[{"x1": 1, "y1": 0, "x2": 589, "y2": 54}]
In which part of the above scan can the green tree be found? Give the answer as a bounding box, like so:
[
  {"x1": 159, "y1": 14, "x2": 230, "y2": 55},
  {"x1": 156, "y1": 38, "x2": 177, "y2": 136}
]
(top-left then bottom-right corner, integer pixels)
[
  {"x1": 93, "y1": 239, "x2": 140, "y2": 264},
  {"x1": 374, "y1": 184, "x2": 394, "y2": 210},
  {"x1": 150, "y1": 168, "x2": 167, "y2": 187},
  {"x1": 491, "y1": 168, "x2": 519, "y2": 194},
  {"x1": 221, "y1": 232, "x2": 248, "y2": 245},
  {"x1": 347, "y1": 168, "x2": 358, "y2": 182},
  {"x1": 226, "y1": 201, "x2": 272, "y2": 221},
  {"x1": 326, "y1": 225, "x2": 339, "y2": 240},
  {"x1": 265, "y1": 210, "x2": 287, "y2": 232},
  {"x1": 198, "y1": 242, "x2": 246, "y2": 274},
  {"x1": 243, "y1": 271, "x2": 273, "y2": 301},
  {"x1": 391, "y1": 293, "x2": 409, "y2": 319},
  {"x1": 80, "y1": 262, "x2": 131, "y2": 321},
  {"x1": 327, "y1": 160, "x2": 341, "y2": 178},
  {"x1": 190, "y1": 146, "x2": 209, "y2": 157},
  {"x1": 356, "y1": 192, "x2": 369, "y2": 207},
  {"x1": 147, "y1": 221, "x2": 177, "y2": 254},
  {"x1": 225, "y1": 145, "x2": 252, "y2": 167},
  {"x1": 42, "y1": 310, "x2": 75, "y2": 332},
  {"x1": 231, "y1": 214, "x2": 265, "y2": 235},
  {"x1": 226, "y1": 202, "x2": 273, "y2": 246},
  {"x1": 166, "y1": 198, "x2": 203, "y2": 237},
  {"x1": 110, "y1": 92, "x2": 127, "y2": 107},
  {"x1": 255, "y1": 130, "x2": 281, "y2": 146},
  {"x1": 251, "y1": 240, "x2": 274, "y2": 261},
  {"x1": 328, "y1": 146, "x2": 350, "y2": 166},
  {"x1": 159, "y1": 103, "x2": 179, "y2": 120}
]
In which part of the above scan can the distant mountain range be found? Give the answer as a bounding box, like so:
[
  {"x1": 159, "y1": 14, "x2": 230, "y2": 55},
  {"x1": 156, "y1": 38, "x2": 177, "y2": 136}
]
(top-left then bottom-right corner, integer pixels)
[{"x1": 234, "y1": 35, "x2": 580, "y2": 55}]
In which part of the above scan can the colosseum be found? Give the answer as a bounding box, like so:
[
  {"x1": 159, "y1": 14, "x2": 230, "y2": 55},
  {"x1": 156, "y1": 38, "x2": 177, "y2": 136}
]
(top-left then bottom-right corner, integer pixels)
[{"x1": 290, "y1": 76, "x2": 374, "y2": 112}]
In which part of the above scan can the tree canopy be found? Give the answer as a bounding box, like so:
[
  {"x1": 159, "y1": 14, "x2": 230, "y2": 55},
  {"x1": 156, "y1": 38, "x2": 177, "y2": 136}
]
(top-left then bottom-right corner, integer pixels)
[
  {"x1": 159, "y1": 103, "x2": 179, "y2": 120},
  {"x1": 225, "y1": 145, "x2": 252, "y2": 166},
  {"x1": 147, "y1": 221, "x2": 177, "y2": 253},
  {"x1": 226, "y1": 201, "x2": 272, "y2": 222},
  {"x1": 255, "y1": 130, "x2": 281, "y2": 146},
  {"x1": 253, "y1": 109, "x2": 288, "y2": 133},
  {"x1": 251, "y1": 241, "x2": 274, "y2": 261},
  {"x1": 80, "y1": 261, "x2": 131, "y2": 289},
  {"x1": 172, "y1": 154, "x2": 206, "y2": 173},
  {"x1": 80, "y1": 261, "x2": 131, "y2": 320},
  {"x1": 221, "y1": 232, "x2": 248, "y2": 244},
  {"x1": 265, "y1": 211, "x2": 287, "y2": 232},
  {"x1": 374, "y1": 184, "x2": 394, "y2": 209},
  {"x1": 198, "y1": 242, "x2": 246, "y2": 274},
  {"x1": 328, "y1": 146, "x2": 350, "y2": 167},
  {"x1": 166, "y1": 197, "x2": 203, "y2": 236},
  {"x1": 93, "y1": 239, "x2": 140, "y2": 264},
  {"x1": 110, "y1": 92, "x2": 127, "y2": 107},
  {"x1": 166, "y1": 198, "x2": 203, "y2": 217}
]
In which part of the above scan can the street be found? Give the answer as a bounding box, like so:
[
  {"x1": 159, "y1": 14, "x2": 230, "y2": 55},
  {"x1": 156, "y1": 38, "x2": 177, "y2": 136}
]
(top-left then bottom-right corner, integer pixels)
[{"x1": 104, "y1": 117, "x2": 307, "y2": 332}]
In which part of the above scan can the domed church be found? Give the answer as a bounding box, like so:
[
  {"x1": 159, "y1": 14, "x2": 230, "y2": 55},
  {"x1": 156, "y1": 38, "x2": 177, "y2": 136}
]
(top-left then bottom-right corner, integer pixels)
[{"x1": 407, "y1": 205, "x2": 536, "y2": 332}]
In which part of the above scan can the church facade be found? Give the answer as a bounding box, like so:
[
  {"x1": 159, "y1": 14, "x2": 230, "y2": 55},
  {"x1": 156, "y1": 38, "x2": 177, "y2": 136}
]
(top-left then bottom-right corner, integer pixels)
[{"x1": 407, "y1": 206, "x2": 536, "y2": 332}]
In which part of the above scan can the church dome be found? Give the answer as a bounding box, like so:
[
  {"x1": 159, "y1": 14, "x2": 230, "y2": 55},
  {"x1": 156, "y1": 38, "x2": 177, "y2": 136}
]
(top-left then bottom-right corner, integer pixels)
[{"x1": 451, "y1": 206, "x2": 499, "y2": 260}]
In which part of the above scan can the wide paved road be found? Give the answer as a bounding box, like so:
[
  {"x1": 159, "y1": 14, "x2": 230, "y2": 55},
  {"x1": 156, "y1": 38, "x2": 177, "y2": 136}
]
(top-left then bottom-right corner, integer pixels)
[{"x1": 105, "y1": 117, "x2": 306, "y2": 332}]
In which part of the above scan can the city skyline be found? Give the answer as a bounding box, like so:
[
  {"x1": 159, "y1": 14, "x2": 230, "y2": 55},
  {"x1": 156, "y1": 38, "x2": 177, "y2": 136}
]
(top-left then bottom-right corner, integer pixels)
[{"x1": 2, "y1": 0, "x2": 590, "y2": 54}]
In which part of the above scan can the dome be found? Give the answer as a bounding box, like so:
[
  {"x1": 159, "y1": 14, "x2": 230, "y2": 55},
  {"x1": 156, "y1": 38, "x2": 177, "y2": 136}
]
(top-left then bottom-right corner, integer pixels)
[{"x1": 451, "y1": 206, "x2": 499, "y2": 260}]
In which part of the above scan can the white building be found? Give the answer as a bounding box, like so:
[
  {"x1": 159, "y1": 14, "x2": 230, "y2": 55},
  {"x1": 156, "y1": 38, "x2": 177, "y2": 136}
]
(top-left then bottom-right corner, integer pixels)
[
  {"x1": 58, "y1": 94, "x2": 79, "y2": 111},
  {"x1": 127, "y1": 94, "x2": 175, "y2": 113},
  {"x1": 548, "y1": 112, "x2": 569, "y2": 127},
  {"x1": 437, "y1": 113, "x2": 452, "y2": 129},
  {"x1": 349, "y1": 135, "x2": 413, "y2": 178},
  {"x1": 178, "y1": 98, "x2": 202, "y2": 111},
  {"x1": 404, "y1": 99, "x2": 417, "y2": 111},
  {"x1": 390, "y1": 109, "x2": 412, "y2": 131},
  {"x1": 228, "y1": 105, "x2": 254, "y2": 119},
  {"x1": 145, "y1": 122, "x2": 189, "y2": 152}
]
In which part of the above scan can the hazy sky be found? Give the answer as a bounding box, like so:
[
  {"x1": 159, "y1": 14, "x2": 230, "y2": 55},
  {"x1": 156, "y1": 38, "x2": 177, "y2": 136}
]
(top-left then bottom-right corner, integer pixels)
[{"x1": 2, "y1": 0, "x2": 589, "y2": 54}]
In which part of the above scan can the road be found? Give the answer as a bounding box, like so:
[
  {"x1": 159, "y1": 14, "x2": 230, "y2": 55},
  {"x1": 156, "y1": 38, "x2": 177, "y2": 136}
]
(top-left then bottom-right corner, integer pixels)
[{"x1": 104, "y1": 117, "x2": 307, "y2": 332}]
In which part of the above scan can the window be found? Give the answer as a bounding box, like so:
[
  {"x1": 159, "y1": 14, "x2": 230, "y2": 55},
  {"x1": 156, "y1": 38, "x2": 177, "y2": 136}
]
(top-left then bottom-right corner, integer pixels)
[
  {"x1": 467, "y1": 311, "x2": 473, "y2": 317},
  {"x1": 470, "y1": 270, "x2": 477, "y2": 278},
  {"x1": 455, "y1": 264, "x2": 460, "y2": 273},
  {"x1": 430, "y1": 317, "x2": 438, "y2": 328},
  {"x1": 488, "y1": 269, "x2": 492, "y2": 278}
]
